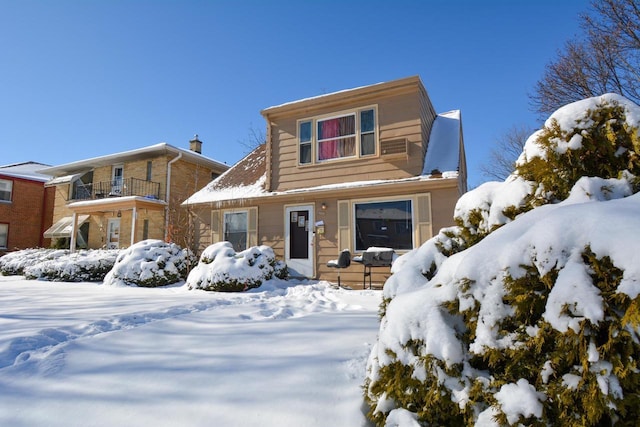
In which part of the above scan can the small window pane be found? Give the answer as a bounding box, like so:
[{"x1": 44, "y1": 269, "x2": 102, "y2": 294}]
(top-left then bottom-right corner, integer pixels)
[
  {"x1": 224, "y1": 212, "x2": 248, "y2": 251},
  {"x1": 0, "y1": 179, "x2": 12, "y2": 202},
  {"x1": 361, "y1": 109, "x2": 374, "y2": 133},
  {"x1": 0, "y1": 223, "x2": 7, "y2": 248},
  {"x1": 299, "y1": 121, "x2": 311, "y2": 143},
  {"x1": 318, "y1": 116, "x2": 355, "y2": 140},
  {"x1": 361, "y1": 133, "x2": 375, "y2": 156},
  {"x1": 300, "y1": 143, "x2": 311, "y2": 164}
]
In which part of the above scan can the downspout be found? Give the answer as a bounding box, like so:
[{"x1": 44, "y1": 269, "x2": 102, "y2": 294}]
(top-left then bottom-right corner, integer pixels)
[
  {"x1": 39, "y1": 183, "x2": 49, "y2": 247},
  {"x1": 164, "y1": 152, "x2": 182, "y2": 241}
]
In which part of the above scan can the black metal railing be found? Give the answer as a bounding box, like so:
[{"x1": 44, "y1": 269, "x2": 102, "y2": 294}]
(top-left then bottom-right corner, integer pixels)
[{"x1": 72, "y1": 178, "x2": 161, "y2": 201}]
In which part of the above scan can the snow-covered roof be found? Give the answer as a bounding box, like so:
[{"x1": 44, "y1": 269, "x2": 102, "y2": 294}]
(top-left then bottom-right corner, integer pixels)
[
  {"x1": 422, "y1": 110, "x2": 462, "y2": 177},
  {"x1": 261, "y1": 75, "x2": 425, "y2": 116},
  {"x1": 44, "y1": 172, "x2": 88, "y2": 187},
  {"x1": 0, "y1": 161, "x2": 52, "y2": 182},
  {"x1": 183, "y1": 144, "x2": 268, "y2": 206},
  {"x1": 37, "y1": 143, "x2": 228, "y2": 176},
  {"x1": 67, "y1": 195, "x2": 167, "y2": 209},
  {"x1": 43, "y1": 215, "x2": 90, "y2": 238},
  {"x1": 184, "y1": 169, "x2": 453, "y2": 206}
]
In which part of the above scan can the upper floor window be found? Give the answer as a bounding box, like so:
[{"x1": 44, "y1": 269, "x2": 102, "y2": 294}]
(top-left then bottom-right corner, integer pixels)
[
  {"x1": 298, "y1": 107, "x2": 377, "y2": 165},
  {"x1": 0, "y1": 179, "x2": 13, "y2": 202}
]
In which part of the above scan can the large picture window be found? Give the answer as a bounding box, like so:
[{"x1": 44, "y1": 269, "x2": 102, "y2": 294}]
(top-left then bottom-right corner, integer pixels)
[
  {"x1": 224, "y1": 211, "x2": 248, "y2": 251},
  {"x1": 0, "y1": 179, "x2": 13, "y2": 202},
  {"x1": 354, "y1": 200, "x2": 413, "y2": 251},
  {"x1": 0, "y1": 223, "x2": 7, "y2": 248},
  {"x1": 298, "y1": 107, "x2": 376, "y2": 165}
]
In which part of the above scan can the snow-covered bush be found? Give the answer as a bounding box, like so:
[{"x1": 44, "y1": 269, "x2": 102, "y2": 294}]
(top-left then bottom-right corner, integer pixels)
[
  {"x1": 517, "y1": 93, "x2": 640, "y2": 203},
  {"x1": 0, "y1": 248, "x2": 67, "y2": 275},
  {"x1": 186, "y1": 242, "x2": 288, "y2": 292},
  {"x1": 103, "y1": 239, "x2": 194, "y2": 287},
  {"x1": 22, "y1": 249, "x2": 119, "y2": 282},
  {"x1": 364, "y1": 94, "x2": 640, "y2": 426}
]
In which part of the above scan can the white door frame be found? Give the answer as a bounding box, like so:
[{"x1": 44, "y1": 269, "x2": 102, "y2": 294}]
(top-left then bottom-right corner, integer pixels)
[
  {"x1": 111, "y1": 164, "x2": 124, "y2": 195},
  {"x1": 284, "y1": 204, "x2": 315, "y2": 278},
  {"x1": 107, "y1": 218, "x2": 120, "y2": 249}
]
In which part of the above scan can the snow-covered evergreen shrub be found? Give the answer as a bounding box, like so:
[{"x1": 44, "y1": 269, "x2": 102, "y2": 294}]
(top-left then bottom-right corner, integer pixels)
[
  {"x1": 103, "y1": 239, "x2": 194, "y2": 287},
  {"x1": 0, "y1": 248, "x2": 67, "y2": 275},
  {"x1": 22, "y1": 249, "x2": 119, "y2": 281},
  {"x1": 186, "y1": 242, "x2": 288, "y2": 292},
  {"x1": 517, "y1": 94, "x2": 640, "y2": 203},
  {"x1": 364, "y1": 94, "x2": 640, "y2": 426}
]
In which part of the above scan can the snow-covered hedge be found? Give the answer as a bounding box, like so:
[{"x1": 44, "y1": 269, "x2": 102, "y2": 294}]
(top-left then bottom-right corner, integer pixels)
[
  {"x1": 186, "y1": 242, "x2": 288, "y2": 292},
  {"x1": 0, "y1": 249, "x2": 67, "y2": 276},
  {"x1": 365, "y1": 94, "x2": 640, "y2": 426},
  {"x1": 103, "y1": 239, "x2": 194, "y2": 287},
  {"x1": 21, "y1": 249, "x2": 119, "y2": 282}
]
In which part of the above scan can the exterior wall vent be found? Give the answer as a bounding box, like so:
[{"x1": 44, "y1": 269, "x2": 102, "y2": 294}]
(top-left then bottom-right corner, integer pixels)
[{"x1": 380, "y1": 138, "x2": 408, "y2": 158}]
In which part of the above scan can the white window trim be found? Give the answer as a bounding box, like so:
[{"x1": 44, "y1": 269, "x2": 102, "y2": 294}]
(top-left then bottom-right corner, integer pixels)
[{"x1": 297, "y1": 105, "x2": 378, "y2": 166}]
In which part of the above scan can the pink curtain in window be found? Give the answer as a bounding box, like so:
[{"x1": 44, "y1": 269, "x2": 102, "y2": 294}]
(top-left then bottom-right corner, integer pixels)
[
  {"x1": 319, "y1": 118, "x2": 340, "y2": 160},
  {"x1": 340, "y1": 116, "x2": 355, "y2": 156}
]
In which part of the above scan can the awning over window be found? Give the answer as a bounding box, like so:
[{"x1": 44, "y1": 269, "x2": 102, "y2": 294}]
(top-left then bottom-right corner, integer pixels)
[
  {"x1": 44, "y1": 172, "x2": 88, "y2": 187},
  {"x1": 43, "y1": 215, "x2": 90, "y2": 238}
]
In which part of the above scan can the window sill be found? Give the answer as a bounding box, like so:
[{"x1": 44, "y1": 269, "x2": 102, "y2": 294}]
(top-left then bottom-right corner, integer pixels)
[{"x1": 297, "y1": 153, "x2": 380, "y2": 168}]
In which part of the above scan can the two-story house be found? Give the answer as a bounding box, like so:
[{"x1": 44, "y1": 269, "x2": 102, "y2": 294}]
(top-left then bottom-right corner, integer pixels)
[
  {"x1": 184, "y1": 76, "x2": 467, "y2": 286},
  {"x1": 38, "y1": 138, "x2": 228, "y2": 252},
  {"x1": 0, "y1": 162, "x2": 54, "y2": 254}
]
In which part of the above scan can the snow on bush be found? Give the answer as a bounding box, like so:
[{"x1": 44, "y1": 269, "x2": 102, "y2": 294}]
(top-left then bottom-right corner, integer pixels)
[
  {"x1": 0, "y1": 248, "x2": 68, "y2": 276},
  {"x1": 186, "y1": 242, "x2": 288, "y2": 292},
  {"x1": 21, "y1": 249, "x2": 119, "y2": 282},
  {"x1": 103, "y1": 239, "x2": 194, "y2": 287},
  {"x1": 364, "y1": 94, "x2": 640, "y2": 426}
]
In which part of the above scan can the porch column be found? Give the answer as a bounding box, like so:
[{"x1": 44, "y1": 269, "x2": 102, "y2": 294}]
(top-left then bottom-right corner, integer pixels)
[
  {"x1": 69, "y1": 212, "x2": 78, "y2": 253},
  {"x1": 131, "y1": 207, "x2": 137, "y2": 246}
]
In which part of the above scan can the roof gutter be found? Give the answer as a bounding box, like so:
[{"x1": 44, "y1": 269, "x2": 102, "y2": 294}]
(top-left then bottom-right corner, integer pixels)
[{"x1": 164, "y1": 152, "x2": 182, "y2": 241}]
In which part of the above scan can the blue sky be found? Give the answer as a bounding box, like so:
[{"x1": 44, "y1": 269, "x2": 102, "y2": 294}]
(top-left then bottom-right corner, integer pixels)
[{"x1": 1, "y1": 0, "x2": 588, "y2": 187}]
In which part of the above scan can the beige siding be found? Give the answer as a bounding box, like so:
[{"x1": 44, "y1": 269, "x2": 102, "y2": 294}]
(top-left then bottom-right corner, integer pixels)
[
  {"x1": 429, "y1": 186, "x2": 460, "y2": 233},
  {"x1": 195, "y1": 179, "x2": 459, "y2": 287},
  {"x1": 268, "y1": 89, "x2": 434, "y2": 193}
]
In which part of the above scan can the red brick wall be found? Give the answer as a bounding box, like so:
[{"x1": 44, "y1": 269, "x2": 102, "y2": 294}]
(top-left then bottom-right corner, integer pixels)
[{"x1": 0, "y1": 175, "x2": 53, "y2": 253}]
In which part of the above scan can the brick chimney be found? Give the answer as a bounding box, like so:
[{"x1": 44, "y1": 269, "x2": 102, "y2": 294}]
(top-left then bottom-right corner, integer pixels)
[{"x1": 189, "y1": 134, "x2": 202, "y2": 154}]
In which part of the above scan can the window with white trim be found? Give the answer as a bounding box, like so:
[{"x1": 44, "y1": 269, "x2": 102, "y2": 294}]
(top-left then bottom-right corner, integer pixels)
[
  {"x1": 298, "y1": 107, "x2": 377, "y2": 165},
  {"x1": 0, "y1": 223, "x2": 7, "y2": 248},
  {"x1": 0, "y1": 179, "x2": 13, "y2": 202},
  {"x1": 354, "y1": 200, "x2": 413, "y2": 251},
  {"x1": 224, "y1": 211, "x2": 248, "y2": 251}
]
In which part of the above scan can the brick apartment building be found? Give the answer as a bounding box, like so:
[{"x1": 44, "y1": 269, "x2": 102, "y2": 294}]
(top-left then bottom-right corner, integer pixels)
[{"x1": 0, "y1": 162, "x2": 54, "y2": 254}]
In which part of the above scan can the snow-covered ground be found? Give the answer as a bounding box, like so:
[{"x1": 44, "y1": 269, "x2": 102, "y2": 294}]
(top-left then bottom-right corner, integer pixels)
[{"x1": 0, "y1": 276, "x2": 381, "y2": 427}]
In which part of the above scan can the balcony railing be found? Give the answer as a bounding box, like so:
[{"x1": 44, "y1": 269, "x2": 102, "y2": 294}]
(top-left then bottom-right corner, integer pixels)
[{"x1": 72, "y1": 178, "x2": 161, "y2": 201}]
